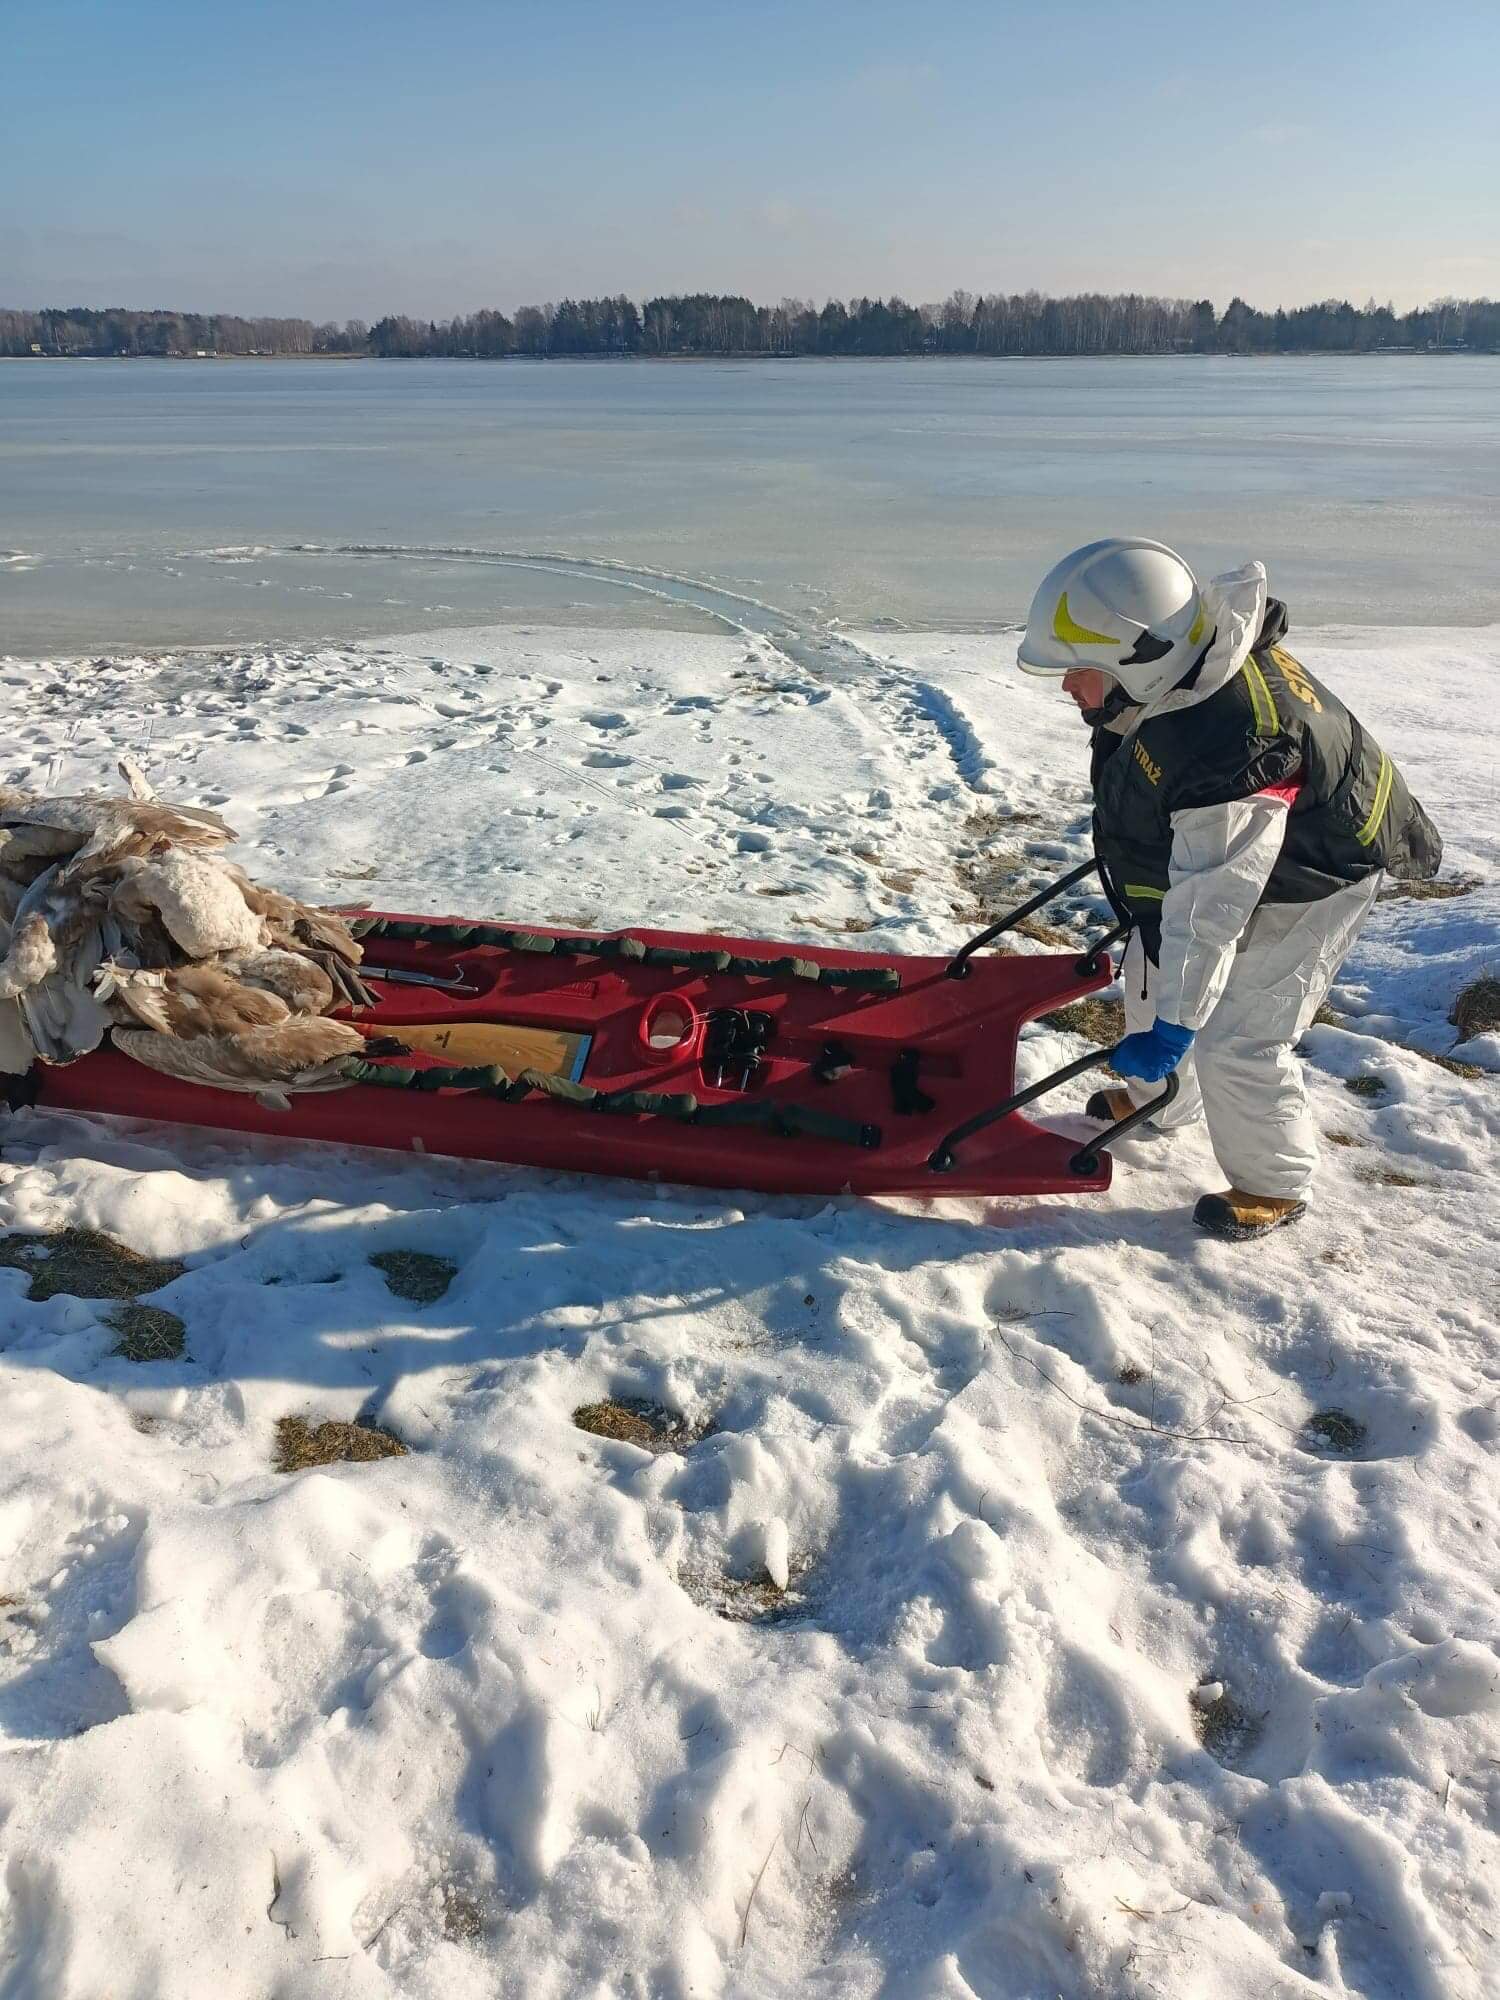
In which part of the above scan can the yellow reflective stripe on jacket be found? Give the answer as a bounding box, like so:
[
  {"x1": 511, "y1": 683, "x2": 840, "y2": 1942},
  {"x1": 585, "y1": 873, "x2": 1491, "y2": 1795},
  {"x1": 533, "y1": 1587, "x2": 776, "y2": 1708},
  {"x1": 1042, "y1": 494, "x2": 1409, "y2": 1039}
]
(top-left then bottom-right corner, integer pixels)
[
  {"x1": 1243, "y1": 656, "x2": 1281, "y2": 735},
  {"x1": 1356, "y1": 751, "x2": 1394, "y2": 846},
  {"x1": 1123, "y1": 882, "x2": 1166, "y2": 901}
]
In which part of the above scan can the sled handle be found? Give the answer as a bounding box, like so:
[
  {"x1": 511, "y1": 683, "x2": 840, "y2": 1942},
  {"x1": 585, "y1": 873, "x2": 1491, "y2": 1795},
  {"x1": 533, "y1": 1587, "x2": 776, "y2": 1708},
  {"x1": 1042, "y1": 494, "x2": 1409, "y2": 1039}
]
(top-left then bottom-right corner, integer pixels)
[
  {"x1": 1068, "y1": 1070, "x2": 1180, "y2": 1176},
  {"x1": 946, "y1": 859, "x2": 1101, "y2": 979},
  {"x1": 1073, "y1": 921, "x2": 1131, "y2": 980},
  {"x1": 927, "y1": 1049, "x2": 1179, "y2": 1176}
]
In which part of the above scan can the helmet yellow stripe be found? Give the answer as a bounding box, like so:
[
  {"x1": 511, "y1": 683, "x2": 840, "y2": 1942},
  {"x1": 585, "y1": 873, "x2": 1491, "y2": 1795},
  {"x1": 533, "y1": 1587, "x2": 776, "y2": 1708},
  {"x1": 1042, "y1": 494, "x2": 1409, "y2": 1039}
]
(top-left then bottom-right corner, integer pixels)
[{"x1": 1052, "y1": 591, "x2": 1119, "y2": 646}]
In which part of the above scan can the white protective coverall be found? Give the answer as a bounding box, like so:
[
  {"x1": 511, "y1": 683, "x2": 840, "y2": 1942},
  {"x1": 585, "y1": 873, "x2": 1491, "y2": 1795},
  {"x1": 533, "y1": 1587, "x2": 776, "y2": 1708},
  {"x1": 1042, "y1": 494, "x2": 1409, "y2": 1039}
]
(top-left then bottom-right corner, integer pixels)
[{"x1": 1110, "y1": 562, "x2": 1380, "y2": 1200}]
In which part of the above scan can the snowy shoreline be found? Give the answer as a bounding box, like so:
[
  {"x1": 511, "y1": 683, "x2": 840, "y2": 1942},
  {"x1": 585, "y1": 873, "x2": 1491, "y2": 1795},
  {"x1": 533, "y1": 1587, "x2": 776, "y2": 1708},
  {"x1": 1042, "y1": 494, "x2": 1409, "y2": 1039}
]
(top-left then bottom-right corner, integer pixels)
[{"x1": 0, "y1": 621, "x2": 1495, "y2": 1998}]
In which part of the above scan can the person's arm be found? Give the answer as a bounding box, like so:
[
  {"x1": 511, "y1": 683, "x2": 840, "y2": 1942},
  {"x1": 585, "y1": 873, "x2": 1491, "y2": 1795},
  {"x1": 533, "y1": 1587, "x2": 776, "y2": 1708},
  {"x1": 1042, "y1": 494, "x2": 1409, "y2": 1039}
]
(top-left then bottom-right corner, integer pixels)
[{"x1": 1153, "y1": 786, "x2": 1298, "y2": 1029}]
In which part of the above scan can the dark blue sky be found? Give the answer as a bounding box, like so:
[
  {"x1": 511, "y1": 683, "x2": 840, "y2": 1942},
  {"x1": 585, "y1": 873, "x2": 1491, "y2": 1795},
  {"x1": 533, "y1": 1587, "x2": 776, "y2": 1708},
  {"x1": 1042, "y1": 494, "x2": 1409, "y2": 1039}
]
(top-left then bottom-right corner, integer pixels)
[{"x1": 8, "y1": 0, "x2": 1498, "y2": 317}]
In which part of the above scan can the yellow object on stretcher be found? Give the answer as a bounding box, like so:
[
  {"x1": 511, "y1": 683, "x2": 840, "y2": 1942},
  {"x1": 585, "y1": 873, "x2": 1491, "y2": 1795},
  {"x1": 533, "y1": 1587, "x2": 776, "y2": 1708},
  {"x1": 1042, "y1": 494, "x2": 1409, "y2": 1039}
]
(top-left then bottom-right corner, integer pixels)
[{"x1": 386, "y1": 1019, "x2": 592, "y2": 1081}]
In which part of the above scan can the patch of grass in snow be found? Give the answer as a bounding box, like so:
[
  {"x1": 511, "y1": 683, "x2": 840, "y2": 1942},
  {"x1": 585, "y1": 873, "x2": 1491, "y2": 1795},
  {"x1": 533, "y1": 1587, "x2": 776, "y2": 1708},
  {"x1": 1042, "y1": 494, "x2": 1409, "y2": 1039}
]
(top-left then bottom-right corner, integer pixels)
[
  {"x1": 273, "y1": 1416, "x2": 408, "y2": 1473},
  {"x1": 0, "y1": 1228, "x2": 184, "y2": 1302},
  {"x1": 1039, "y1": 996, "x2": 1127, "y2": 1046},
  {"x1": 1418, "y1": 1050, "x2": 1490, "y2": 1081},
  {"x1": 1344, "y1": 1075, "x2": 1387, "y2": 1101},
  {"x1": 573, "y1": 1398, "x2": 708, "y2": 1454},
  {"x1": 1325, "y1": 1130, "x2": 1364, "y2": 1148},
  {"x1": 791, "y1": 912, "x2": 879, "y2": 934},
  {"x1": 1190, "y1": 1684, "x2": 1260, "y2": 1765},
  {"x1": 1381, "y1": 875, "x2": 1480, "y2": 901},
  {"x1": 1299, "y1": 1409, "x2": 1368, "y2": 1455},
  {"x1": 952, "y1": 814, "x2": 1028, "y2": 910},
  {"x1": 439, "y1": 1881, "x2": 488, "y2": 1944},
  {"x1": 679, "y1": 1556, "x2": 813, "y2": 1626},
  {"x1": 952, "y1": 838, "x2": 1028, "y2": 930},
  {"x1": 1015, "y1": 913, "x2": 1078, "y2": 949},
  {"x1": 108, "y1": 1304, "x2": 186, "y2": 1362},
  {"x1": 806, "y1": 1865, "x2": 866, "y2": 1950},
  {"x1": 951, "y1": 809, "x2": 1087, "y2": 949},
  {"x1": 1116, "y1": 1362, "x2": 1146, "y2": 1386},
  {"x1": 1450, "y1": 974, "x2": 1500, "y2": 1045},
  {"x1": 1358, "y1": 1165, "x2": 1424, "y2": 1188},
  {"x1": 369, "y1": 1249, "x2": 457, "y2": 1305}
]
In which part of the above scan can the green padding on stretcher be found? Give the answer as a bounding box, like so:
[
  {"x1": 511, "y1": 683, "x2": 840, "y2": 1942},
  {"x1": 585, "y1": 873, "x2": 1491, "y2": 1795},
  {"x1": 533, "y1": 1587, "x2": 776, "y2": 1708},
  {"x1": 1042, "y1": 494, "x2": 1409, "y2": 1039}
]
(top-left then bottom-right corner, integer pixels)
[{"x1": 351, "y1": 916, "x2": 901, "y2": 990}]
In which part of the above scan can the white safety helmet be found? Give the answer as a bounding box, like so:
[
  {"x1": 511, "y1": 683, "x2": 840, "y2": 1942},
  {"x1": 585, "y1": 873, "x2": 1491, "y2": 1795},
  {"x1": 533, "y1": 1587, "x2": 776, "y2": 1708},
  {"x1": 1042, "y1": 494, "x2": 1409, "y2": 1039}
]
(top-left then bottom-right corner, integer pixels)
[{"x1": 1016, "y1": 538, "x2": 1211, "y2": 705}]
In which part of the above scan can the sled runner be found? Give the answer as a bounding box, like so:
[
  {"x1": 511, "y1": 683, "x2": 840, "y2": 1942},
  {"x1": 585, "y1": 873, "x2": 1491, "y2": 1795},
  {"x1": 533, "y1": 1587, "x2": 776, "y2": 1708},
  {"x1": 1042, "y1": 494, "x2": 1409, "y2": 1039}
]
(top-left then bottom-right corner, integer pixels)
[{"x1": 32, "y1": 882, "x2": 1150, "y2": 1198}]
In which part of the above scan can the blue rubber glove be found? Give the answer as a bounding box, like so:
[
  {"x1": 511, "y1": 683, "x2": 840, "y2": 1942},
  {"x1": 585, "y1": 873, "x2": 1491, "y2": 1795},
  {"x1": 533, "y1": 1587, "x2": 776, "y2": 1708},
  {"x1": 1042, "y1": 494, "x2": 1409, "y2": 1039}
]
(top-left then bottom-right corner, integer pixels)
[{"x1": 1110, "y1": 1019, "x2": 1196, "y2": 1083}]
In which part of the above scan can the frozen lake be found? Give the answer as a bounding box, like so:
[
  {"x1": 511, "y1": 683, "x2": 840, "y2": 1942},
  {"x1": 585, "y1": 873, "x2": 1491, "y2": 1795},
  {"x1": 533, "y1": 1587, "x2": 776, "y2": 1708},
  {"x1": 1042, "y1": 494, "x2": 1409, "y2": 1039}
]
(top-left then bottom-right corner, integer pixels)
[{"x1": 4, "y1": 354, "x2": 1499, "y2": 651}]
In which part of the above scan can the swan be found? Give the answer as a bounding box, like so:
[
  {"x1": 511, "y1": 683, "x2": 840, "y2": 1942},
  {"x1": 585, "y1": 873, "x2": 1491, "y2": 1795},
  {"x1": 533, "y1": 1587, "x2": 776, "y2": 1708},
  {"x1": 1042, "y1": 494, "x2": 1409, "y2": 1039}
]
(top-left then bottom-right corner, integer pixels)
[
  {"x1": 0, "y1": 766, "x2": 380, "y2": 1090},
  {"x1": 111, "y1": 1017, "x2": 371, "y2": 1111}
]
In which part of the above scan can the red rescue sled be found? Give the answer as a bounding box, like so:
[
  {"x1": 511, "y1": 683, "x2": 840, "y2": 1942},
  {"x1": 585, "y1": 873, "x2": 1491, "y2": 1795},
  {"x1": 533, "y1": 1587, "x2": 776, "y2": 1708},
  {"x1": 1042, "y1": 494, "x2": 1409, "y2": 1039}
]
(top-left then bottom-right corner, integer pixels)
[{"x1": 33, "y1": 874, "x2": 1158, "y2": 1199}]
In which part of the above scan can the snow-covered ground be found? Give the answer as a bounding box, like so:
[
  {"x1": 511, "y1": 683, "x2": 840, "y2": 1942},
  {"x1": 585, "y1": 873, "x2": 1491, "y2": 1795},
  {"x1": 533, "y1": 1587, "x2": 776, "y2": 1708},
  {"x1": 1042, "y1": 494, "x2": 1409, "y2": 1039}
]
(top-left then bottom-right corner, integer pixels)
[{"x1": 0, "y1": 616, "x2": 1496, "y2": 1999}]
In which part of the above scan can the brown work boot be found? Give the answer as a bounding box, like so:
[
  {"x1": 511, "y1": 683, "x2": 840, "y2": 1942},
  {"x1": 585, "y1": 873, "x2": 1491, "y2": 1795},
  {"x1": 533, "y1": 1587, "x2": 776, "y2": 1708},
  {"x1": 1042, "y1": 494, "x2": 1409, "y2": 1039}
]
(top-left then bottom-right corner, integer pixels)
[
  {"x1": 1194, "y1": 1189, "x2": 1307, "y2": 1241},
  {"x1": 1085, "y1": 1085, "x2": 1175, "y2": 1130},
  {"x1": 1085, "y1": 1087, "x2": 1141, "y2": 1124}
]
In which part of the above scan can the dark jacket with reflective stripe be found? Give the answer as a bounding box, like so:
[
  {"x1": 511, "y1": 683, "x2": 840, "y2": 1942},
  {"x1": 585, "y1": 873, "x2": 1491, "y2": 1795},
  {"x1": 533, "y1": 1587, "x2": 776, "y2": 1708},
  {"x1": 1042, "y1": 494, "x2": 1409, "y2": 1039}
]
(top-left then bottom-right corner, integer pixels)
[{"x1": 1091, "y1": 600, "x2": 1442, "y2": 957}]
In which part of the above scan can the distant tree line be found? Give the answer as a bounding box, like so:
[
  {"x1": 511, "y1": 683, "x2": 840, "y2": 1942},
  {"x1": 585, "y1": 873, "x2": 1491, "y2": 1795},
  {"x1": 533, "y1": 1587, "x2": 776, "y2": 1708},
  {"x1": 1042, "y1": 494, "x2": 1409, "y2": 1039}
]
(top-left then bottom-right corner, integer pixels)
[
  {"x1": 4, "y1": 293, "x2": 1497, "y2": 360},
  {"x1": 0, "y1": 306, "x2": 370, "y2": 358}
]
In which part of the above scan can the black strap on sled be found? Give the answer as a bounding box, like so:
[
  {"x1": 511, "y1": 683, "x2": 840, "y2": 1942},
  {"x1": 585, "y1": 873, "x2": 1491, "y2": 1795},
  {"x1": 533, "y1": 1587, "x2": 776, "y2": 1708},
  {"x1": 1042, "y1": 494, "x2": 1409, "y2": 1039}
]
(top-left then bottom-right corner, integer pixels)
[
  {"x1": 352, "y1": 915, "x2": 901, "y2": 994},
  {"x1": 342, "y1": 1054, "x2": 881, "y2": 1149}
]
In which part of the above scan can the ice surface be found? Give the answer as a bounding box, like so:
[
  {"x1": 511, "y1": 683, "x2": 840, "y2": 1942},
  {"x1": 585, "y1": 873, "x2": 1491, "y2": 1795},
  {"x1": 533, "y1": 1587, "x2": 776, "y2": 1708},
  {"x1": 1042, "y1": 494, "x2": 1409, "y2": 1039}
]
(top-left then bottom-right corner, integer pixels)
[
  {"x1": 0, "y1": 618, "x2": 1495, "y2": 1998},
  {"x1": 7, "y1": 356, "x2": 1500, "y2": 653}
]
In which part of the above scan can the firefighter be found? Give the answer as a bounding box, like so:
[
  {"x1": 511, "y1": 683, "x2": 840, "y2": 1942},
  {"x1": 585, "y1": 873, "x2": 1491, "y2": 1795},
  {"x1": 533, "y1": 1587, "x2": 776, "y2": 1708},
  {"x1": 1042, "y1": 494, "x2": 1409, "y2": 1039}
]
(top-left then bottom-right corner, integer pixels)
[{"x1": 1017, "y1": 539, "x2": 1441, "y2": 1239}]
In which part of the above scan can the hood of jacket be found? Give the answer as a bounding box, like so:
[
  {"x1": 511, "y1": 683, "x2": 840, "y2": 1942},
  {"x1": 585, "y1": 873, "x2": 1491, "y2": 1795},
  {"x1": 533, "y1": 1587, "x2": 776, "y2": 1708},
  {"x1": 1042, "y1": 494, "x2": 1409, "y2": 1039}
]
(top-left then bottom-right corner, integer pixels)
[
  {"x1": 1140, "y1": 560, "x2": 1270, "y2": 722},
  {"x1": 1095, "y1": 562, "x2": 1286, "y2": 739}
]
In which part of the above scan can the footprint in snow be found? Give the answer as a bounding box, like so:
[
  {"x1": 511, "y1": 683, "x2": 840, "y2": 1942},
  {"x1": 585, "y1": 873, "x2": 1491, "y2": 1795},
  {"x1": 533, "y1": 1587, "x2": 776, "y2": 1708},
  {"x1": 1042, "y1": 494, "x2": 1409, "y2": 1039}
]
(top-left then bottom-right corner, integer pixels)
[{"x1": 1043, "y1": 1644, "x2": 1135, "y2": 1788}]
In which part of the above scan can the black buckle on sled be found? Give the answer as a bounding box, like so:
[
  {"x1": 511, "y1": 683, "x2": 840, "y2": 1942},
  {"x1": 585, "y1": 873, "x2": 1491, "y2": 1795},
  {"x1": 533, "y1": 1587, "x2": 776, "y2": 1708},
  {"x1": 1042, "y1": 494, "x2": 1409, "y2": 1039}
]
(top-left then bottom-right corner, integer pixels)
[
  {"x1": 813, "y1": 1040, "x2": 856, "y2": 1084},
  {"x1": 703, "y1": 1009, "x2": 775, "y2": 1092},
  {"x1": 890, "y1": 1047, "x2": 935, "y2": 1115}
]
